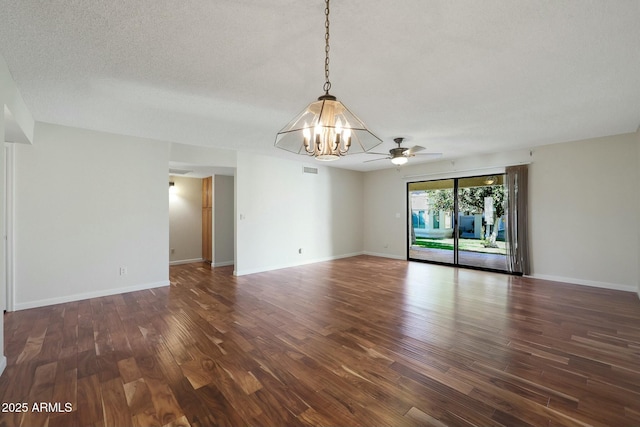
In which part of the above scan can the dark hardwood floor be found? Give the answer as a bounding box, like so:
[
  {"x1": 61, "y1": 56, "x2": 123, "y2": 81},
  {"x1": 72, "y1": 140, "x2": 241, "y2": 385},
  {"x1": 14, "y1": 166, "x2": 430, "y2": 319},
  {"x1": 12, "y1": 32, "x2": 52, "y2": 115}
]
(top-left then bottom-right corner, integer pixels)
[{"x1": 1, "y1": 255, "x2": 640, "y2": 426}]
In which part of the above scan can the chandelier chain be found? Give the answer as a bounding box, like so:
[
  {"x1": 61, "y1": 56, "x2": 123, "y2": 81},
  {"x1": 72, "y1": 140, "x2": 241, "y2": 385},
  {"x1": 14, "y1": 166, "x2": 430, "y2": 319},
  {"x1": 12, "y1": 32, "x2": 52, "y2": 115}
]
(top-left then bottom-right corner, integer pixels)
[
  {"x1": 274, "y1": 0, "x2": 382, "y2": 160},
  {"x1": 323, "y1": 0, "x2": 331, "y2": 94}
]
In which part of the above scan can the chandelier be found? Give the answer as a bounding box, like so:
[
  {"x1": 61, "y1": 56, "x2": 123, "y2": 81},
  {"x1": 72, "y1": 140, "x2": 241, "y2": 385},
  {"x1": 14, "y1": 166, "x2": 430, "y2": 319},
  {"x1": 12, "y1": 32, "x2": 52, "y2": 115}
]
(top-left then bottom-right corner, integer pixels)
[{"x1": 274, "y1": 0, "x2": 382, "y2": 161}]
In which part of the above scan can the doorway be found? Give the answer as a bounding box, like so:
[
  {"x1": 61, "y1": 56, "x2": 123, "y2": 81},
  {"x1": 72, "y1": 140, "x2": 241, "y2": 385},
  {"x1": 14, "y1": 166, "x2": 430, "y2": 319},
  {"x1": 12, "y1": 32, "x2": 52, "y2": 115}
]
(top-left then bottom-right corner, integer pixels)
[{"x1": 408, "y1": 174, "x2": 508, "y2": 272}]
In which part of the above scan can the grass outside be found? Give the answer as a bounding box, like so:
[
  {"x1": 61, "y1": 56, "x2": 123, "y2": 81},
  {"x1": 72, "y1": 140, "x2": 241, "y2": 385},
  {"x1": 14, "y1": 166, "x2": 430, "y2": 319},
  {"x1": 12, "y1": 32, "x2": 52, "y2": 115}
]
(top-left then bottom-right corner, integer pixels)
[{"x1": 413, "y1": 237, "x2": 506, "y2": 255}]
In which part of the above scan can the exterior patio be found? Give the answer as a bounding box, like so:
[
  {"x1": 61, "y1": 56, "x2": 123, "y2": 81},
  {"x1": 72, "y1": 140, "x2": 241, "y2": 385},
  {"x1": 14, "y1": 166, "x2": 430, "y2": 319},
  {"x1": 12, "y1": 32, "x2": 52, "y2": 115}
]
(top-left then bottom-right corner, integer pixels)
[{"x1": 409, "y1": 245, "x2": 508, "y2": 271}]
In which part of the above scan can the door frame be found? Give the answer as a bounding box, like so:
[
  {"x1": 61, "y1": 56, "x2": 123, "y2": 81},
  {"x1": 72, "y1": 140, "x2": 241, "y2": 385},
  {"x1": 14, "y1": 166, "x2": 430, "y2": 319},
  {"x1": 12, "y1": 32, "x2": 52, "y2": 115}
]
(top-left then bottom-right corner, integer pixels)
[
  {"x1": 406, "y1": 173, "x2": 512, "y2": 274},
  {"x1": 4, "y1": 143, "x2": 15, "y2": 312}
]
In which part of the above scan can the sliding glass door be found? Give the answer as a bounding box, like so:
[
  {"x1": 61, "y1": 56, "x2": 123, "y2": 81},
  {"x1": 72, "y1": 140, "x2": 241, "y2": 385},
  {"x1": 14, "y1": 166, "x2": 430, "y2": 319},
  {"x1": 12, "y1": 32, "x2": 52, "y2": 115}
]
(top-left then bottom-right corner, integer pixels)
[
  {"x1": 408, "y1": 179, "x2": 455, "y2": 264},
  {"x1": 457, "y1": 176, "x2": 507, "y2": 271},
  {"x1": 408, "y1": 174, "x2": 508, "y2": 272}
]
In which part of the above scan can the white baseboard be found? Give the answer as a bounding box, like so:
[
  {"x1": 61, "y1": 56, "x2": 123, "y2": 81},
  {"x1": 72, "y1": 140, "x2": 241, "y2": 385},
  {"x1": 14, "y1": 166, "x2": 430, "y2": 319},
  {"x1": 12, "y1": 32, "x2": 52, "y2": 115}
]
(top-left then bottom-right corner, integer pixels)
[
  {"x1": 362, "y1": 251, "x2": 406, "y2": 260},
  {"x1": 0, "y1": 355, "x2": 6, "y2": 376},
  {"x1": 529, "y1": 274, "x2": 637, "y2": 293},
  {"x1": 169, "y1": 258, "x2": 204, "y2": 266},
  {"x1": 13, "y1": 280, "x2": 170, "y2": 311},
  {"x1": 234, "y1": 251, "x2": 364, "y2": 276}
]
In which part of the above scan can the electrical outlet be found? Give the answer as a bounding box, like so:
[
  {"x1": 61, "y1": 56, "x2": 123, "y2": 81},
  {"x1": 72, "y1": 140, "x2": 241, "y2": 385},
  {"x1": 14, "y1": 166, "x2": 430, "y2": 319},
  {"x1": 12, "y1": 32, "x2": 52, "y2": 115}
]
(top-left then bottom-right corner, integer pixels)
[
  {"x1": 119, "y1": 267, "x2": 127, "y2": 276},
  {"x1": 171, "y1": 248, "x2": 175, "y2": 254},
  {"x1": 298, "y1": 248, "x2": 303, "y2": 254}
]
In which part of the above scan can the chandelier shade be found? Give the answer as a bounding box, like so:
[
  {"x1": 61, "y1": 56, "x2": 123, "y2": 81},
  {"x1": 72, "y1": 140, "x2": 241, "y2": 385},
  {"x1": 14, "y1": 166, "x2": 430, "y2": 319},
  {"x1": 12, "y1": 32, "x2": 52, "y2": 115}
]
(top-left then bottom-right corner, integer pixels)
[
  {"x1": 275, "y1": 94, "x2": 382, "y2": 161},
  {"x1": 274, "y1": 0, "x2": 381, "y2": 161}
]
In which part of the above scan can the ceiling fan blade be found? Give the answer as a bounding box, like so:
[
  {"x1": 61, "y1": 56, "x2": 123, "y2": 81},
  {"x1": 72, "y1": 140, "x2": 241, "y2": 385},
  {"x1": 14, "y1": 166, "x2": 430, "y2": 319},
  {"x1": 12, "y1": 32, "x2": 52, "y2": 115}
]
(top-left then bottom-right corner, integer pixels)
[
  {"x1": 405, "y1": 145, "x2": 425, "y2": 155},
  {"x1": 366, "y1": 152, "x2": 390, "y2": 156},
  {"x1": 363, "y1": 157, "x2": 390, "y2": 163}
]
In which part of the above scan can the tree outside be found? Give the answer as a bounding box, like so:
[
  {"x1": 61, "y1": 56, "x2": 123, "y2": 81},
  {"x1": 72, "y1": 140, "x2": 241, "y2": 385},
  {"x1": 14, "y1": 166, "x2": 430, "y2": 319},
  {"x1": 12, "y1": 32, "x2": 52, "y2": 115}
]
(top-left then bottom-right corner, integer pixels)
[{"x1": 429, "y1": 185, "x2": 504, "y2": 219}]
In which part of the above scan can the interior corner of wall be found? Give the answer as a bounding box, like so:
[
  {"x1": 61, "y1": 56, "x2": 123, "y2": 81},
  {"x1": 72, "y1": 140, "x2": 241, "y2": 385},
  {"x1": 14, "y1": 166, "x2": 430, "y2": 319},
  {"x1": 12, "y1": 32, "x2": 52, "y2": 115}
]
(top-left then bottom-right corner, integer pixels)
[{"x1": 1, "y1": 57, "x2": 35, "y2": 144}]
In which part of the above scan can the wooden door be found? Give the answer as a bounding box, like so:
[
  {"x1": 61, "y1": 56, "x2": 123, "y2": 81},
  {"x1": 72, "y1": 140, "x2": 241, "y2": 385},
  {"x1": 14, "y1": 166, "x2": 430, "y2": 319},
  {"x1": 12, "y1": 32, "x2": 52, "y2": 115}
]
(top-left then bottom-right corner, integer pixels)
[{"x1": 202, "y1": 177, "x2": 212, "y2": 263}]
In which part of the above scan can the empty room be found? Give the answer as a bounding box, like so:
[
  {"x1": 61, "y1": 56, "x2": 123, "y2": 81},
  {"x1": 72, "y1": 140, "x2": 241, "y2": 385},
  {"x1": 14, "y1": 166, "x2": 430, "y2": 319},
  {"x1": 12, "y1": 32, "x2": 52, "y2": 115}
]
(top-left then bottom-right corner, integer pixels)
[{"x1": 1, "y1": 1, "x2": 640, "y2": 426}]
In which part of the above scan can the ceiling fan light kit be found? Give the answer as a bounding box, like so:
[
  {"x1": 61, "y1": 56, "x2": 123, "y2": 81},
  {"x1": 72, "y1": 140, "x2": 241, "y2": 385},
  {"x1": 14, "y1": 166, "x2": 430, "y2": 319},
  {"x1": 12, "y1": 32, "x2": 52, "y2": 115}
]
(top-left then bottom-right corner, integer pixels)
[
  {"x1": 365, "y1": 137, "x2": 442, "y2": 166},
  {"x1": 275, "y1": 0, "x2": 381, "y2": 161},
  {"x1": 390, "y1": 155, "x2": 408, "y2": 165}
]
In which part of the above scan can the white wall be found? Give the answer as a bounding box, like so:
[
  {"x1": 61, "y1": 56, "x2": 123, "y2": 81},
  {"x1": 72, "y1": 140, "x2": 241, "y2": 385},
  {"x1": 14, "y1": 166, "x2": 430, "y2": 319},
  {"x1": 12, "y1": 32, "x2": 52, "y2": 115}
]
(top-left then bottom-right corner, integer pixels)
[
  {"x1": 170, "y1": 142, "x2": 236, "y2": 168},
  {"x1": 363, "y1": 167, "x2": 410, "y2": 259},
  {"x1": 637, "y1": 127, "x2": 640, "y2": 297},
  {"x1": 1, "y1": 54, "x2": 35, "y2": 374},
  {"x1": 0, "y1": 87, "x2": 6, "y2": 377},
  {"x1": 235, "y1": 152, "x2": 364, "y2": 275},
  {"x1": 14, "y1": 122, "x2": 170, "y2": 309},
  {"x1": 529, "y1": 133, "x2": 638, "y2": 291},
  {"x1": 0, "y1": 55, "x2": 34, "y2": 144},
  {"x1": 169, "y1": 176, "x2": 202, "y2": 264},
  {"x1": 214, "y1": 174, "x2": 234, "y2": 267},
  {"x1": 364, "y1": 136, "x2": 640, "y2": 292}
]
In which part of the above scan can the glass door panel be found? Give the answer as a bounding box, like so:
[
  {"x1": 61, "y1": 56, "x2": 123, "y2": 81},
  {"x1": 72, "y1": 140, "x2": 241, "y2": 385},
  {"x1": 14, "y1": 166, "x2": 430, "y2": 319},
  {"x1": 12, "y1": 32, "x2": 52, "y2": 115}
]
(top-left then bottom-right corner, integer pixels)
[
  {"x1": 456, "y1": 175, "x2": 508, "y2": 271},
  {"x1": 408, "y1": 179, "x2": 455, "y2": 264},
  {"x1": 408, "y1": 174, "x2": 509, "y2": 273}
]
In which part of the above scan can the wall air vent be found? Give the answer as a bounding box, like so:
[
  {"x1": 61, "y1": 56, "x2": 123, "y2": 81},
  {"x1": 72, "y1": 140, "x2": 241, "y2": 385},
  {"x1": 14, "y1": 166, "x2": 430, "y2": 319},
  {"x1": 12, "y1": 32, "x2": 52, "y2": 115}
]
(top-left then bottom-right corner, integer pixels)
[{"x1": 303, "y1": 167, "x2": 318, "y2": 175}]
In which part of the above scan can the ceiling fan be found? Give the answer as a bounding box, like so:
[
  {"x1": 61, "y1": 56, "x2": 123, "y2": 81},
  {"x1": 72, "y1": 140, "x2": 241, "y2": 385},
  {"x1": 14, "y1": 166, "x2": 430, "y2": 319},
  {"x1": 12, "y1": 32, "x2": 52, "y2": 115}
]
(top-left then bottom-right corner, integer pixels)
[{"x1": 365, "y1": 137, "x2": 442, "y2": 165}]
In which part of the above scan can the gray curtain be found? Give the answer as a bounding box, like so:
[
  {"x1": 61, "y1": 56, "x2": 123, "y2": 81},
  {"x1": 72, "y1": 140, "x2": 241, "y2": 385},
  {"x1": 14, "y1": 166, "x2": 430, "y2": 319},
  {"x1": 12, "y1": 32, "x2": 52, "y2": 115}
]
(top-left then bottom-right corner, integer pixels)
[{"x1": 505, "y1": 165, "x2": 530, "y2": 274}]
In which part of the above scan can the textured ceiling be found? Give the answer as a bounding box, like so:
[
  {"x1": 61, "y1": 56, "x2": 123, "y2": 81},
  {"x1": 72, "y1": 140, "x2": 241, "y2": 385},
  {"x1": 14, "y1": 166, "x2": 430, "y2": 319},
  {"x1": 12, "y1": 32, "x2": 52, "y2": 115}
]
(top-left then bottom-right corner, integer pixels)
[{"x1": 1, "y1": 0, "x2": 640, "y2": 171}]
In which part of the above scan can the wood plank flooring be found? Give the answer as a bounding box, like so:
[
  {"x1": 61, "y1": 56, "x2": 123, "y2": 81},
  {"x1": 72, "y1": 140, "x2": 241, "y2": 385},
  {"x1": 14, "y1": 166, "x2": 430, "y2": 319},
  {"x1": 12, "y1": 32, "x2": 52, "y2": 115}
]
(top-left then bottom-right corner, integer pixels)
[{"x1": 1, "y1": 255, "x2": 640, "y2": 426}]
